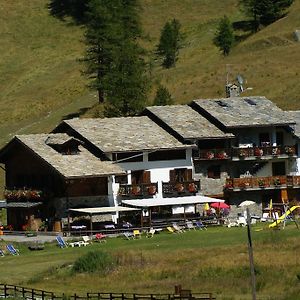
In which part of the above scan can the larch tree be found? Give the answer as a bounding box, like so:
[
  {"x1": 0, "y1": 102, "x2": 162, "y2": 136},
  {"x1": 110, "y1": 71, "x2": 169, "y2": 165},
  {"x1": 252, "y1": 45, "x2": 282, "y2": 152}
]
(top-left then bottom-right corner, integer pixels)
[
  {"x1": 153, "y1": 85, "x2": 173, "y2": 106},
  {"x1": 214, "y1": 16, "x2": 235, "y2": 56}
]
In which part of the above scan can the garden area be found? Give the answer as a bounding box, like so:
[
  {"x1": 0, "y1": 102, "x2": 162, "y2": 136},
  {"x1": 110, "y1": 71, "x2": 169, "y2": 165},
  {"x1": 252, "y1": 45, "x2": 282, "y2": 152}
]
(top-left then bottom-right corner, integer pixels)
[{"x1": 0, "y1": 225, "x2": 300, "y2": 299}]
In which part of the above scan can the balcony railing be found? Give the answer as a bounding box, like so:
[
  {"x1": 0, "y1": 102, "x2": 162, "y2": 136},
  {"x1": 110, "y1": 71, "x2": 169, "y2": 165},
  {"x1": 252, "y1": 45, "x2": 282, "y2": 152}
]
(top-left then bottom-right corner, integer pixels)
[
  {"x1": 162, "y1": 180, "x2": 200, "y2": 198},
  {"x1": 193, "y1": 145, "x2": 297, "y2": 161},
  {"x1": 118, "y1": 182, "x2": 158, "y2": 198},
  {"x1": 224, "y1": 175, "x2": 300, "y2": 191}
]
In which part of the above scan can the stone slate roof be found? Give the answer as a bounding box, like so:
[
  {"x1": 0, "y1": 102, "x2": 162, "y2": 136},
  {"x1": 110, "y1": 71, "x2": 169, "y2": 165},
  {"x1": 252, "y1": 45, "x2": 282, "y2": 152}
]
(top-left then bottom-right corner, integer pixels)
[
  {"x1": 63, "y1": 116, "x2": 193, "y2": 153},
  {"x1": 45, "y1": 135, "x2": 81, "y2": 146},
  {"x1": 192, "y1": 96, "x2": 295, "y2": 128},
  {"x1": 288, "y1": 110, "x2": 300, "y2": 138},
  {"x1": 16, "y1": 134, "x2": 125, "y2": 178},
  {"x1": 145, "y1": 105, "x2": 234, "y2": 140}
]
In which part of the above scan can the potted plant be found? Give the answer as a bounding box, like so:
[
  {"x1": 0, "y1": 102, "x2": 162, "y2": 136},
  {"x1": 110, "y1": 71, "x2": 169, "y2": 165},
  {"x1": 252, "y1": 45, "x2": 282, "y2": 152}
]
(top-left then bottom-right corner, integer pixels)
[
  {"x1": 216, "y1": 150, "x2": 227, "y2": 159},
  {"x1": 273, "y1": 178, "x2": 281, "y2": 186},
  {"x1": 258, "y1": 179, "x2": 265, "y2": 188},
  {"x1": 284, "y1": 146, "x2": 295, "y2": 156},
  {"x1": 206, "y1": 151, "x2": 214, "y2": 159},
  {"x1": 131, "y1": 185, "x2": 141, "y2": 196},
  {"x1": 175, "y1": 183, "x2": 184, "y2": 193},
  {"x1": 147, "y1": 185, "x2": 157, "y2": 195},
  {"x1": 239, "y1": 149, "x2": 247, "y2": 158},
  {"x1": 254, "y1": 147, "x2": 263, "y2": 157},
  {"x1": 188, "y1": 183, "x2": 197, "y2": 193}
]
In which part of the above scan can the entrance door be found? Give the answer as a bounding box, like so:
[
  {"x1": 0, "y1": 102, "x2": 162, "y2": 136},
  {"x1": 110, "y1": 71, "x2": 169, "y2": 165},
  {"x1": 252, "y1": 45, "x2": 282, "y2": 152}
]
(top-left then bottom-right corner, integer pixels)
[{"x1": 272, "y1": 162, "x2": 286, "y2": 176}]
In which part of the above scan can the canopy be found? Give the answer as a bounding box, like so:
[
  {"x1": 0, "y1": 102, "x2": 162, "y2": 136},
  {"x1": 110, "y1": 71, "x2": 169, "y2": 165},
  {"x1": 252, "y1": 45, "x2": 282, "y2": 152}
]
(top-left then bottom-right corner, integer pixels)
[
  {"x1": 122, "y1": 195, "x2": 224, "y2": 208},
  {"x1": 69, "y1": 206, "x2": 140, "y2": 215},
  {"x1": 238, "y1": 200, "x2": 256, "y2": 207},
  {"x1": 210, "y1": 202, "x2": 230, "y2": 209}
]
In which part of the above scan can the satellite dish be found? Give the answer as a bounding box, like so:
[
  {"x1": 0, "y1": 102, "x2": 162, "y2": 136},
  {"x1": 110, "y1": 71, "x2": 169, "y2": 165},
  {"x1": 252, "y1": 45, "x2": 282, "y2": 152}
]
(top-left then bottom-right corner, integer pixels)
[{"x1": 237, "y1": 74, "x2": 244, "y2": 85}]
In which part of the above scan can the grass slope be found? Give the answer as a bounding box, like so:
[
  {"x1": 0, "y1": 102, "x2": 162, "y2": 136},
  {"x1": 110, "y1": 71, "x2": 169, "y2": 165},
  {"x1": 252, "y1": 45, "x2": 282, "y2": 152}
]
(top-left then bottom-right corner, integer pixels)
[
  {"x1": 0, "y1": 226, "x2": 300, "y2": 299},
  {"x1": 0, "y1": 0, "x2": 300, "y2": 146}
]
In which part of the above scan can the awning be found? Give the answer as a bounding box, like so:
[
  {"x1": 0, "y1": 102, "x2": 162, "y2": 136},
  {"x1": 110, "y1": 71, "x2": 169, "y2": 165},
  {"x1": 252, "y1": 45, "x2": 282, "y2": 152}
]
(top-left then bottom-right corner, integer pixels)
[
  {"x1": 69, "y1": 206, "x2": 141, "y2": 215},
  {"x1": 5, "y1": 202, "x2": 42, "y2": 208},
  {"x1": 122, "y1": 195, "x2": 224, "y2": 208}
]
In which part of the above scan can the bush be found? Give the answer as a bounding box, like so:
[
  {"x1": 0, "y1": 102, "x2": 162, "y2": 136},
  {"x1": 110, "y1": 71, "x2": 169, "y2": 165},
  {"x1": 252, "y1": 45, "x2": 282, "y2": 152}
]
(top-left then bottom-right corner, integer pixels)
[{"x1": 72, "y1": 250, "x2": 116, "y2": 274}]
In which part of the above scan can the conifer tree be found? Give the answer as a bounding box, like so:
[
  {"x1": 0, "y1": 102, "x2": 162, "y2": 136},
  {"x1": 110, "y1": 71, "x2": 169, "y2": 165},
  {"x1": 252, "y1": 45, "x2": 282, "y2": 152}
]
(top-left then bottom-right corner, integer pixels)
[
  {"x1": 103, "y1": 0, "x2": 148, "y2": 117},
  {"x1": 239, "y1": 0, "x2": 294, "y2": 30},
  {"x1": 153, "y1": 85, "x2": 173, "y2": 106},
  {"x1": 157, "y1": 19, "x2": 182, "y2": 68},
  {"x1": 82, "y1": 0, "x2": 116, "y2": 103},
  {"x1": 214, "y1": 16, "x2": 235, "y2": 56}
]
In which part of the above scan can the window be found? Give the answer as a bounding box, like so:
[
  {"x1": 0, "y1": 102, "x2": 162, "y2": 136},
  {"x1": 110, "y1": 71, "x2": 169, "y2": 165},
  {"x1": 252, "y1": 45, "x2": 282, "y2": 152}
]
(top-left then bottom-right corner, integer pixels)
[
  {"x1": 148, "y1": 150, "x2": 186, "y2": 161},
  {"x1": 276, "y1": 132, "x2": 284, "y2": 146},
  {"x1": 115, "y1": 175, "x2": 128, "y2": 184},
  {"x1": 272, "y1": 162, "x2": 286, "y2": 176},
  {"x1": 207, "y1": 165, "x2": 221, "y2": 179},
  {"x1": 112, "y1": 152, "x2": 143, "y2": 162},
  {"x1": 169, "y1": 168, "x2": 192, "y2": 182},
  {"x1": 259, "y1": 133, "x2": 270, "y2": 147}
]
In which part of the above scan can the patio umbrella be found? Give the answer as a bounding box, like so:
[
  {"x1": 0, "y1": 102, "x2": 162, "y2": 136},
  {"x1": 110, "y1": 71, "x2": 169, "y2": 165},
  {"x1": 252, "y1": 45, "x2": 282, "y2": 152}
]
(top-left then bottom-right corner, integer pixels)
[
  {"x1": 210, "y1": 202, "x2": 230, "y2": 209},
  {"x1": 238, "y1": 200, "x2": 256, "y2": 207},
  {"x1": 204, "y1": 203, "x2": 210, "y2": 211}
]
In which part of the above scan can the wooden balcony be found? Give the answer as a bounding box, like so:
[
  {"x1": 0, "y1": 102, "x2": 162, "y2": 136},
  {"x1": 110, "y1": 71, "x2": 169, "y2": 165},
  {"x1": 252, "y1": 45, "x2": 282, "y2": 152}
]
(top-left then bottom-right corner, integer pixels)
[
  {"x1": 193, "y1": 145, "x2": 297, "y2": 161},
  {"x1": 118, "y1": 182, "x2": 158, "y2": 198},
  {"x1": 224, "y1": 175, "x2": 300, "y2": 192},
  {"x1": 162, "y1": 180, "x2": 200, "y2": 198}
]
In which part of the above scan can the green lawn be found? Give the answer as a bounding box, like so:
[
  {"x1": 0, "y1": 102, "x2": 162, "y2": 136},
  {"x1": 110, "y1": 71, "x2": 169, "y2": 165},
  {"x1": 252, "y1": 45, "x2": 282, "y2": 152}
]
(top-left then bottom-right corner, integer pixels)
[{"x1": 0, "y1": 225, "x2": 300, "y2": 300}]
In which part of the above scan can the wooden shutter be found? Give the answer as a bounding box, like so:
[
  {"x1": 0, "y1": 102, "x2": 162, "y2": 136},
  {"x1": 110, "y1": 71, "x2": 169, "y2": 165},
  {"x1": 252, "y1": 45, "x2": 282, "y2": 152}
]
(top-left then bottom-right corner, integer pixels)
[
  {"x1": 185, "y1": 169, "x2": 193, "y2": 181},
  {"x1": 142, "y1": 171, "x2": 151, "y2": 183},
  {"x1": 169, "y1": 170, "x2": 176, "y2": 182}
]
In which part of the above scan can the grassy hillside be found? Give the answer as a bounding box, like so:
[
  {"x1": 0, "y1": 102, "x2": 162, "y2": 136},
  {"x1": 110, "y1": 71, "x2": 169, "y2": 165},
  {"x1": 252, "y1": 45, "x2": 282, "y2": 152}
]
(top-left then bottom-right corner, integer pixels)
[{"x1": 0, "y1": 0, "x2": 300, "y2": 148}]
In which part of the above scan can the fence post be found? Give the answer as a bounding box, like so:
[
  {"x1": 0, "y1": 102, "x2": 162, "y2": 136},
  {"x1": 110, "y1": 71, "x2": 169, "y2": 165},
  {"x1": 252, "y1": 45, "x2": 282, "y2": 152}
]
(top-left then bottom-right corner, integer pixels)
[
  {"x1": 32, "y1": 288, "x2": 34, "y2": 300},
  {"x1": 110, "y1": 293, "x2": 113, "y2": 300}
]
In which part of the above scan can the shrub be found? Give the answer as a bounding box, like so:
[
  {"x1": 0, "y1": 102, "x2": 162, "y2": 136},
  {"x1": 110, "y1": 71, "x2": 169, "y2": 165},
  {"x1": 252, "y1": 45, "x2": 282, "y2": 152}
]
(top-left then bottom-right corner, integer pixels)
[{"x1": 72, "y1": 250, "x2": 116, "y2": 274}]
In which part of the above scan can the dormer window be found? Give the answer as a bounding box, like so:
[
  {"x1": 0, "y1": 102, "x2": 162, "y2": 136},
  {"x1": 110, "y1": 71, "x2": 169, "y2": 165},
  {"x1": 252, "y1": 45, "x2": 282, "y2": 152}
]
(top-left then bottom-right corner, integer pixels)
[{"x1": 45, "y1": 135, "x2": 82, "y2": 155}]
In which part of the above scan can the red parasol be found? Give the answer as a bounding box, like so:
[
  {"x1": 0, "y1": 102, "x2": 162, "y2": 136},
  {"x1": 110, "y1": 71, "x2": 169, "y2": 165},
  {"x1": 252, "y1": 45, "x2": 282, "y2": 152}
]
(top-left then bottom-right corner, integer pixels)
[{"x1": 210, "y1": 202, "x2": 230, "y2": 209}]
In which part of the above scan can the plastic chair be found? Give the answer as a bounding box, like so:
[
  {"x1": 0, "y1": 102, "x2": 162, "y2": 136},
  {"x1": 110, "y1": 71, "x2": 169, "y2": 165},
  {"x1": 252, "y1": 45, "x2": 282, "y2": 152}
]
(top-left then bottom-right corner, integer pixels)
[
  {"x1": 56, "y1": 236, "x2": 68, "y2": 248},
  {"x1": 95, "y1": 233, "x2": 107, "y2": 243},
  {"x1": 6, "y1": 244, "x2": 19, "y2": 255}
]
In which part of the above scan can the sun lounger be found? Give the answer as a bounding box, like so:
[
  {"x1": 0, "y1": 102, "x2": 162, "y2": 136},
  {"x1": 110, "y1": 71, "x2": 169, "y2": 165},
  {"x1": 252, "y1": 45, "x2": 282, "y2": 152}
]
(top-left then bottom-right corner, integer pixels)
[
  {"x1": 146, "y1": 228, "x2": 156, "y2": 238},
  {"x1": 195, "y1": 221, "x2": 207, "y2": 230},
  {"x1": 95, "y1": 233, "x2": 107, "y2": 243},
  {"x1": 123, "y1": 231, "x2": 134, "y2": 240},
  {"x1": 6, "y1": 244, "x2": 19, "y2": 255},
  {"x1": 167, "y1": 226, "x2": 175, "y2": 233},
  {"x1": 56, "y1": 236, "x2": 68, "y2": 248},
  {"x1": 172, "y1": 223, "x2": 185, "y2": 233},
  {"x1": 186, "y1": 221, "x2": 196, "y2": 230},
  {"x1": 133, "y1": 229, "x2": 142, "y2": 239},
  {"x1": 80, "y1": 235, "x2": 91, "y2": 246}
]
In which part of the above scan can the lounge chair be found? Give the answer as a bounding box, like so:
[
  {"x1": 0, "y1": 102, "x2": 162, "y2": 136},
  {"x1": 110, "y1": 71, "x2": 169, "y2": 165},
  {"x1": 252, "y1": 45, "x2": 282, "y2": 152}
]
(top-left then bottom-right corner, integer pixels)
[
  {"x1": 56, "y1": 236, "x2": 68, "y2": 248},
  {"x1": 172, "y1": 223, "x2": 185, "y2": 233},
  {"x1": 167, "y1": 226, "x2": 175, "y2": 233},
  {"x1": 146, "y1": 228, "x2": 156, "y2": 238},
  {"x1": 195, "y1": 221, "x2": 207, "y2": 230},
  {"x1": 6, "y1": 244, "x2": 19, "y2": 255},
  {"x1": 133, "y1": 229, "x2": 142, "y2": 239},
  {"x1": 95, "y1": 233, "x2": 107, "y2": 243},
  {"x1": 186, "y1": 221, "x2": 196, "y2": 230},
  {"x1": 0, "y1": 249, "x2": 4, "y2": 257},
  {"x1": 123, "y1": 231, "x2": 134, "y2": 240},
  {"x1": 80, "y1": 235, "x2": 91, "y2": 246}
]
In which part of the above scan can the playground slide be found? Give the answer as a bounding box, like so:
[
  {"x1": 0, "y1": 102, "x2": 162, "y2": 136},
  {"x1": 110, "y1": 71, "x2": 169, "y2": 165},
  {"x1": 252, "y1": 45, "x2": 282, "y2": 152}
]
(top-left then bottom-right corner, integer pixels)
[{"x1": 269, "y1": 206, "x2": 300, "y2": 228}]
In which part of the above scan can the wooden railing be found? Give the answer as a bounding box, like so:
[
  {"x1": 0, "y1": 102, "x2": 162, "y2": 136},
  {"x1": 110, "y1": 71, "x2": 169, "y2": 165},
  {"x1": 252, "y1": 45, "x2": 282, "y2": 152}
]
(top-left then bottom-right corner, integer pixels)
[
  {"x1": 0, "y1": 284, "x2": 215, "y2": 300},
  {"x1": 162, "y1": 180, "x2": 200, "y2": 197},
  {"x1": 193, "y1": 145, "x2": 297, "y2": 160},
  {"x1": 118, "y1": 183, "x2": 158, "y2": 198},
  {"x1": 224, "y1": 175, "x2": 300, "y2": 191}
]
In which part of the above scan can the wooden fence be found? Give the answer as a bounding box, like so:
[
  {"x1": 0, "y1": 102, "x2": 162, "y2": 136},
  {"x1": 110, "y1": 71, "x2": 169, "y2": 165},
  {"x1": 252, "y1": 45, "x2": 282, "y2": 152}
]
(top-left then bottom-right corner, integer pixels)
[{"x1": 0, "y1": 284, "x2": 215, "y2": 300}]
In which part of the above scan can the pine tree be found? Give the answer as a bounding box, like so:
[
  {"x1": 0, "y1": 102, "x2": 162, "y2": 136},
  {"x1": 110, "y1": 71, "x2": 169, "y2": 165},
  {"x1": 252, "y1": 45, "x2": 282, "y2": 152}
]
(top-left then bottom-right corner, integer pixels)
[
  {"x1": 157, "y1": 19, "x2": 182, "y2": 68},
  {"x1": 239, "y1": 0, "x2": 294, "y2": 30},
  {"x1": 153, "y1": 85, "x2": 173, "y2": 106},
  {"x1": 103, "y1": 0, "x2": 148, "y2": 117},
  {"x1": 82, "y1": 0, "x2": 117, "y2": 103},
  {"x1": 214, "y1": 16, "x2": 235, "y2": 56}
]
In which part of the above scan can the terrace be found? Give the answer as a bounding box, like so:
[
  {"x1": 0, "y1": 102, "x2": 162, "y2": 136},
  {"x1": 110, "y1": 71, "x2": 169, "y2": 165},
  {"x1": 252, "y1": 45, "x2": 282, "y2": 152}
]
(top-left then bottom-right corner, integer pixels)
[
  {"x1": 118, "y1": 180, "x2": 200, "y2": 199},
  {"x1": 193, "y1": 145, "x2": 297, "y2": 161},
  {"x1": 224, "y1": 175, "x2": 300, "y2": 191}
]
